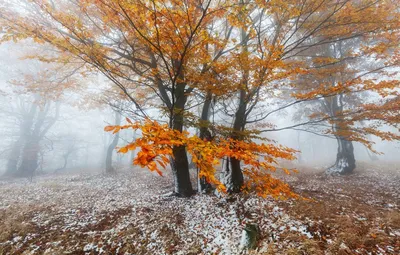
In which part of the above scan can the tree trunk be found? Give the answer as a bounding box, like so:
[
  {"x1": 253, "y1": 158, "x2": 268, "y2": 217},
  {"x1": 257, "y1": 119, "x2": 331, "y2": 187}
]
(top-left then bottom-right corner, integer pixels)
[
  {"x1": 105, "y1": 111, "x2": 121, "y2": 174},
  {"x1": 129, "y1": 130, "x2": 136, "y2": 167},
  {"x1": 198, "y1": 91, "x2": 213, "y2": 193},
  {"x1": 327, "y1": 137, "x2": 355, "y2": 174},
  {"x1": 223, "y1": 157, "x2": 244, "y2": 193},
  {"x1": 5, "y1": 101, "x2": 38, "y2": 176},
  {"x1": 4, "y1": 139, "x2": 23, "y2": 176},
  {"x1": 171, "y1": 144, "x2": 193, "y2": 196},
  {"x1": 224, "y1": 89, "x2": 246, "y2": 193},
  {"x1": 223, "y1": 25, "x2": 249, "y2": 193},
  {"x1": 17, "y1": 139, "x2": 40, "y2": 178},
  {"x1": 365, "y1": 147, "x2": 379, "y2": 161},
  {"x1": 170, "y1": 83, "x2": 193, "y2": 197},
  {"x1": 17, "y1": 101, "x2": 59, "y2": 178},
  {"x1": 55, "y1": 152, "x2": 70, "y2": 173}
]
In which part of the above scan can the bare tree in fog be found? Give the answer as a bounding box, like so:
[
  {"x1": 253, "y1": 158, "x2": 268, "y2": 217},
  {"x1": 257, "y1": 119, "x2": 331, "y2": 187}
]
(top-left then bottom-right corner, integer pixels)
[
  {"x1": 105, "y1": 110, "x2": 122, "y2": 174},
  {"x1": 54, "y1": 133, "x2": 81, "y2": 173},
  {"x1": 4, "y1": 95, "x2": 59, "y2": 178}
]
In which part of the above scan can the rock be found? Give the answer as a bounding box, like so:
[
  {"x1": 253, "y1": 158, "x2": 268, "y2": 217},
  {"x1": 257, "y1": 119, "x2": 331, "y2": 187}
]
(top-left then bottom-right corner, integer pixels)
[{"x1": 239, "y1": 223, "x2": 260, "y2": 250}]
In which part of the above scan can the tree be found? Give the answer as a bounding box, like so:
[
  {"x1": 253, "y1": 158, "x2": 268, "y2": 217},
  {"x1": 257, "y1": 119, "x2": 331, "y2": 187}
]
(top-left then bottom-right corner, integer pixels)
[
  {"x1": 17, "y1": 100, "x2": 60, "y2": 178},
  {"x1": 1, "y1": 0, "x2": 399, "y2": 196},
  {"x1": 0, "y1": 45, "x2": 84, "y2": 177},
  {"x1": 2, "y1": 93, "x2": 60, "y2": 178},
  {"x1": 292, "y1": 29, "x2": 399, "y2": 174},
  {"x1": 105, "y1": 110, "x2": 122, "y2": 174},
  {"x1": 54, "y1": 133, "x2": 80, "y2": 173}
]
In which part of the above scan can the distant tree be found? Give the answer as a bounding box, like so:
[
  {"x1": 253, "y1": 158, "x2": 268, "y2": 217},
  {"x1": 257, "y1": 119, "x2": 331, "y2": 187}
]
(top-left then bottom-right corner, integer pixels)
[
  {"x1": 105, "y1": 110, "x2": 122, "y2": 174},
  {"x1": 54, "y1": 133, "x2": 81, "y2": 173},
  {"x1": 293, "y1": 31, "x2": 399, "y2": 174},
  {"x1": 1, "y1": 60, "x2": 80, "y2": 178}
]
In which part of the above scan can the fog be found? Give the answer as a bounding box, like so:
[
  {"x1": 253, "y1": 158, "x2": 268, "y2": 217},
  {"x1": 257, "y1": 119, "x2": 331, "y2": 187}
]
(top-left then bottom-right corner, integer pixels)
[
  {"x1": 0, "y1": 41, "x2": 399, "y2": 176},
  {"x1": 0, "y1": 1, "x2": 399, "y2": 254}
]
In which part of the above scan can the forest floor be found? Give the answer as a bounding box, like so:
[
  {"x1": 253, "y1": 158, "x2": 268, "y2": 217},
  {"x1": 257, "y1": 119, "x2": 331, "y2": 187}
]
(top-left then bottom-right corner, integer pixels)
[{"x1": 0, "y1": 162, "x2": 399, "y2": 255}]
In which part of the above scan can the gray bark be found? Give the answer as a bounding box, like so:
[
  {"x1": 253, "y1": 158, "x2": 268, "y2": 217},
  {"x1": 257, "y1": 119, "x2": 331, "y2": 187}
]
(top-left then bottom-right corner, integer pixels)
[
  {"x1": 198, "y1": 91, "x2": 213, "y2": 193},
  {"x1": 105, "y1": 111, "x2": 121, "y2": 174},
  {"x1": 5, "y1": 139, "x2": 23, "y2": 176},
  {"x1": 327, "y1": 137, "x2": 355, "y2": 174},
  {"x1": 4, "y1": 100, "x2": 38, "y2": 176},
  {"x1": 16, "y1": 101, "x2": 59, "y2": 178},
  {"x1": 170, "y1": 82, "x2": 193, "y2": 197},
  {"x1": 223, "y1": 25, "x2": 248, "y2": 193}
]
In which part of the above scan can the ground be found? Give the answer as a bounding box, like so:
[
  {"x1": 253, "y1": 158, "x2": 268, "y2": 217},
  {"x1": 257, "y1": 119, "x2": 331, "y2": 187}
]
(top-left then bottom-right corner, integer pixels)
[{"x1": 0, "y1": 162, "x2": 399, "y2": 255}]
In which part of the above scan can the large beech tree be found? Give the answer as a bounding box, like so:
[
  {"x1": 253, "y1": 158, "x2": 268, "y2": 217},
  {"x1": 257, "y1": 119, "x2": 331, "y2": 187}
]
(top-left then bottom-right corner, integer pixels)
[{"x1": 1, "y1": 0, "x2": 399, "y2": 196}]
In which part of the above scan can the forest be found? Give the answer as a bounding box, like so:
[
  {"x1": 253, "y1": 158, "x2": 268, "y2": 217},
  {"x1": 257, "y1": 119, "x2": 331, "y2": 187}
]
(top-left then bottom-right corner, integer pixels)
[{"x1": 0, "y1": 0, "x2": 399, "y2": 254}]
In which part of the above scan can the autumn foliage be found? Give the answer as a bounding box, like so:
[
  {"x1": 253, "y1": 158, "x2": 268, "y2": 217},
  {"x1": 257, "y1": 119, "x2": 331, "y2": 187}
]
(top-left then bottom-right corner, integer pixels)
[{"x1": 104, "y1": 118, "x2": 298, "y2": 198}]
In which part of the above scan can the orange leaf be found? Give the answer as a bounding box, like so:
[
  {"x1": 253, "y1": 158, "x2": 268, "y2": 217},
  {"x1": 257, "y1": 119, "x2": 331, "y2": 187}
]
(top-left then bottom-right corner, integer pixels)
[
  {"x1": 104, "y1": 126, "x2": 115, "y2": 132},
  {"x1": 118, "y1": 147, "x2": 128, "y2": 154}
]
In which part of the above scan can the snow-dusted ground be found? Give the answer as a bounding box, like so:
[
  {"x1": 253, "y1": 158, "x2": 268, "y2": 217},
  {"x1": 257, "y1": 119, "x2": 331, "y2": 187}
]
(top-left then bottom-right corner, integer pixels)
[{"x1": 0, "y1": 163, "x2": 399, "y2": 254}]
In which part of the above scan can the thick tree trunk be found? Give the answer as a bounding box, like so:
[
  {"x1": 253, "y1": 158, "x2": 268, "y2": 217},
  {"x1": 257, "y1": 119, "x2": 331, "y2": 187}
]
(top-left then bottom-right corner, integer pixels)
[
  {"x1": 223, "y1": 157, "x2": 244, "y2": 193},
  {"x1": 171, "y1": 144, "x2": 193, "y2": 196},
  {"x1": 5, "y1": 101, "x2": 38, "y2": 176},
  {"x1": 170, "y1": 83, "x2": 193, "y2": 197},
  {"x1": 327, "y1": 137, "x2": 355, "y2": 174},
  {"x1": 17, "y1": 139, "x2": 40, "y2": 178},
  {"x1": 105, "y1": 111, "x2": 121, "y2": 174},
  {"x1": 4, "y1": 139, "x2": 23, "y2": 176}
]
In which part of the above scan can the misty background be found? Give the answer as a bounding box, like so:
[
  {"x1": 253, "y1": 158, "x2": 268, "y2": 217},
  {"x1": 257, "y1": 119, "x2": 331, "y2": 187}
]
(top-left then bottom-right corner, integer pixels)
[{"x1": 0, "y1": 41, "x2": 398, "y2": 176}]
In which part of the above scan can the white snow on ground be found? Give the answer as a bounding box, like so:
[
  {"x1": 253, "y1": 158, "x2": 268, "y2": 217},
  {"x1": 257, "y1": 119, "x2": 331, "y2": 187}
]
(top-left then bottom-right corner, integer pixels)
[{"x1": 0, "y1": 164, "x2": 399, "y2": 254}]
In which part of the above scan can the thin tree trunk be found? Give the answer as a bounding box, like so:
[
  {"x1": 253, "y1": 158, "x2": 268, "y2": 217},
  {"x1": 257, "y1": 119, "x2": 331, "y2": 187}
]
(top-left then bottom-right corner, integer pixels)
[
  {"x1": 297, "y1": 131, "x2": 303, "y2": 163},
  {"x1": 365, "y1": 147, "x2": 379, "y2": 161},
  {"x1": 55, "y1": 151, "x2": 71, "y2": 173},
  {"x1": 129, "y1": 130, "x2": 136, "y2": 167},
  {"x1": 224, "y1": 89, "x2": 246, "y2": 193},
  {"x1": 105, "y1": 111, "x2": 121, "y2": 174},
  {"x1": 60, "y1": 155, "x2": 68, "y2": 170},
  {"x1": 223, "y1": 24, "x2": 248, "y2": 193},
  {"x1": 198, "y1": 91, "x2": 213, "y2": 193}
]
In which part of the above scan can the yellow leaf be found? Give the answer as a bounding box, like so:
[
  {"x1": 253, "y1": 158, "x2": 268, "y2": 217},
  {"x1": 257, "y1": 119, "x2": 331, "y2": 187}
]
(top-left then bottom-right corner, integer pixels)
[{"x1": 118, "y1": 147, "x2": 128, "y2": 153}]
